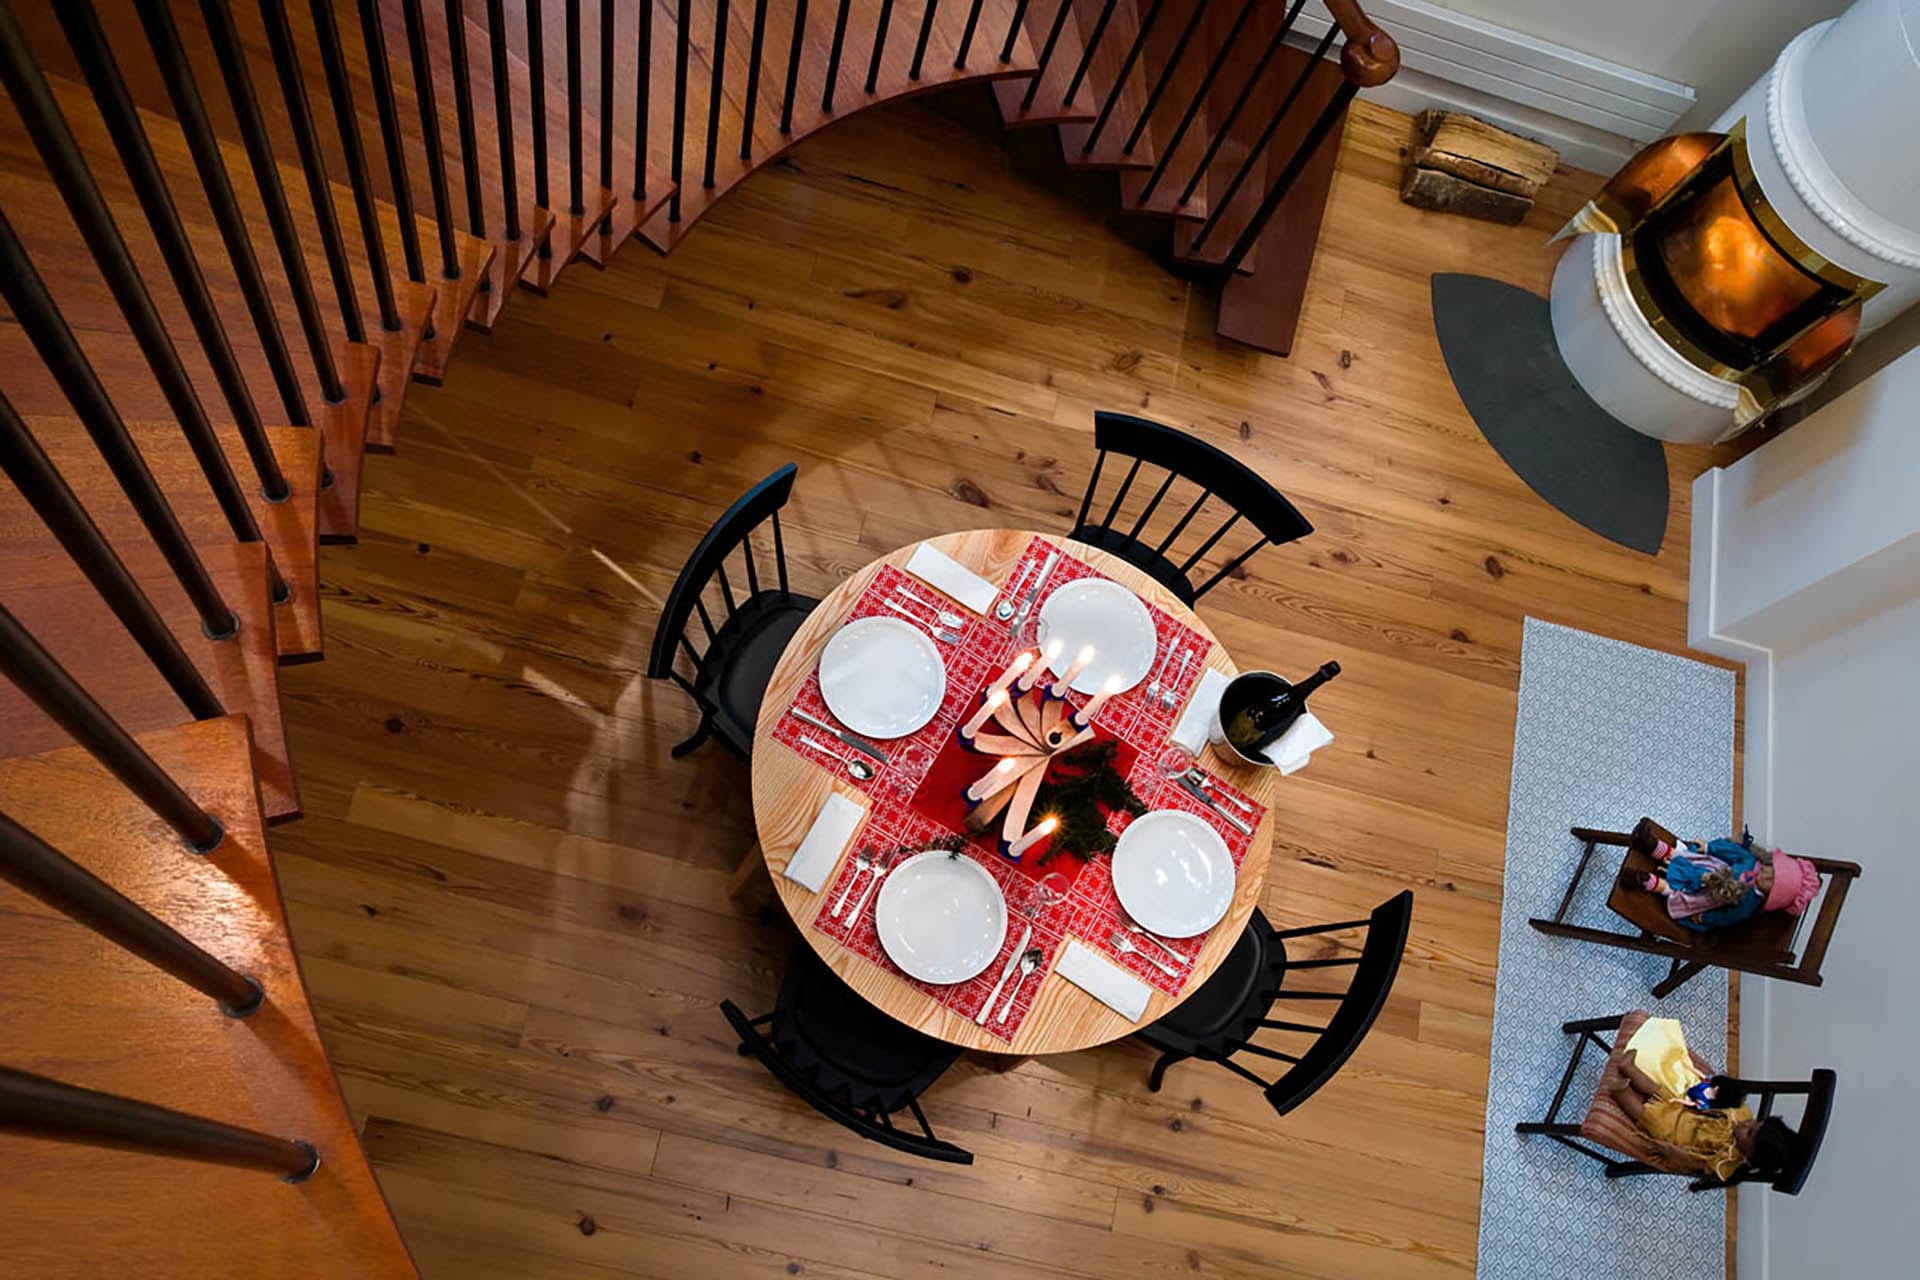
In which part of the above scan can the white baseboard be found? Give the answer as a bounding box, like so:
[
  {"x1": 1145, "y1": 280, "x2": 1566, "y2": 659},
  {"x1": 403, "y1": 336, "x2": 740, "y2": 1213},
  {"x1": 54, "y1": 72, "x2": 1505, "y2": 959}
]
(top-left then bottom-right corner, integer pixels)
[{"x1": 1293, "y1": 0, "x2": 1697, "y2": 174}]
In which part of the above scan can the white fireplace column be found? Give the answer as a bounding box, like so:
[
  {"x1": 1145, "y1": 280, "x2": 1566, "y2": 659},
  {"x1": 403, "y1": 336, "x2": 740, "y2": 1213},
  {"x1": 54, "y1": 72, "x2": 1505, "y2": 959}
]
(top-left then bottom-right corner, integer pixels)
[{"x1": 1549, "y1": 0, "x2": 1920, "y2": 445}]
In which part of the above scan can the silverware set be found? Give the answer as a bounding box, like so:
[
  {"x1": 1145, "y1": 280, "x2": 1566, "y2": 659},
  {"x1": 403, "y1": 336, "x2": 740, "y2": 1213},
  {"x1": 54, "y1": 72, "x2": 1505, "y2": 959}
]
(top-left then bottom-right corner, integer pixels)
[
  {"x1": 1144, "y1": 646, "x2": 1192, "y2": 709},
  {"x1": 1007, "y1": 549, "x2": 1058, "y2": 637},
  {"x1": 1109, "y1": 931, "x2": 1183, "y2": 978},
  {"x1": 1175, "y1": 770, "x2": 1253, "y2": 836},
  {"x1": 996, "y1": 948, "x2": 1043, "y2": 1024},
  {"x1": 1184, "y1": 767, "x2": 1255, "y2": 815},
  {"x1": 1123, "y1": 920, "x2": 1192, "y2": 966},
  {"x1": 799, "y1": 734, "x2": 874, "y2": 781},
  {"x1": 792, "y1": 708, "x2": 889, "y2": 765},
  {"x1": 883, "y1": 596, "x2": 960, "y2": 644},
  {"x1": 977, "y1": 923, "x2": 1034, "y2": 1024},
  {"x1": 831, "y1": 849, "x2": 878, "y2": 919},
  {"x1": 892, "y1": 585, "x2": 965, "y2": 629}
]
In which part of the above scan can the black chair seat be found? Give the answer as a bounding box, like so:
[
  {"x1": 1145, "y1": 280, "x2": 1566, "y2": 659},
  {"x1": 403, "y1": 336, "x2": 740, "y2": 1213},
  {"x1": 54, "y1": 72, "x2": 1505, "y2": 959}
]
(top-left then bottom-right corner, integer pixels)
[
  {"x1": 694, "y1": 591, "x2": 817, "y2": 758},
  {"x1": 1137, "y1": 911, "x2": 1284, "y2": 1053},
  {"x1": 1068, "y1": 523, "x2": 1197, "y2": 605},
  {"x1": 771, "y1": 949, "x2": 960, "y2": 1115}
]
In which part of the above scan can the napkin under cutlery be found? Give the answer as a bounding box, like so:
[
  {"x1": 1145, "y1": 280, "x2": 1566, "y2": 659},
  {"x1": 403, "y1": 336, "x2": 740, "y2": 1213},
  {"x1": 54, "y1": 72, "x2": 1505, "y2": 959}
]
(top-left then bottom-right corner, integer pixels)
[
  {"x1": 1055, "y1": 939, "x2": 1152, "y2": 1021},
  {"x1": 1170, "y1": 668, "x2": 1334, "y2": 775},
  {"x1": 903, "y1": 544, "x2": 998, "y2": 616},
  {"x1": 782, "y1": 793, "x2": 866, "y2": 892}
]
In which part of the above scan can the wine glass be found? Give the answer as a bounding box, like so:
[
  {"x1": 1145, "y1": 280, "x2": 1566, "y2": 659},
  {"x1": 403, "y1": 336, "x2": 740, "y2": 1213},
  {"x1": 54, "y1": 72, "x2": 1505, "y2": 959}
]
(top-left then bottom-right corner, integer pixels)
[
  {"x1": 1023, "y1": 871, "x2": 1069, "y2": 921},
  {"x1": 1155, "y1": 744, "x2": 1196, "y2": 781}
]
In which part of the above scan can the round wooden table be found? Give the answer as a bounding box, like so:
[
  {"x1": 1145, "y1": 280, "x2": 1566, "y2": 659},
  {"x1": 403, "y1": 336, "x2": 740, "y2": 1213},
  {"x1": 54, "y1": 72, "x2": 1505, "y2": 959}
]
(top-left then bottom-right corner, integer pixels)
[{"x1": 751, "y1": 529, "x2": 1277, "y2": 1055}]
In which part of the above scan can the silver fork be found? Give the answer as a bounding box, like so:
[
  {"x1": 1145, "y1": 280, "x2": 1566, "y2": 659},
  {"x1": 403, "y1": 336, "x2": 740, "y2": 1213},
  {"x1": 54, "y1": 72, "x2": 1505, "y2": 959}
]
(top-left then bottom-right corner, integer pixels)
[
  {"x1": 1159, "y1": 650, "x2": 1192, "y2": 709},
  {"x1": 883, "y1": 598, "x2": 959, "y2": 644},
  {"x1": 1124, "y1": 921, "x2": 1193, "y2": 966},
  {"x1": 1110, "y1": 932, "x2": 1181, "y2": 978},
  {"x1": 893, "y1": 585, "x2": 965, "y2": 630},
  {"x1": 1144, "y1": 644, "x2": 1177, "y2": 705},
  {"x1": 832, "y1": 849, "x2": 877, "y2": 920}
]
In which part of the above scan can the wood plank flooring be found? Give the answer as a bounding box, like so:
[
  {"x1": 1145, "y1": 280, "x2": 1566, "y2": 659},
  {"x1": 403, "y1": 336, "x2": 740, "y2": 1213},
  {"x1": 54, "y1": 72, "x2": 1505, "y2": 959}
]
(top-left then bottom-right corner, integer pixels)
[{"x1": 269, "y1": 94, "x2": 1744, "y2": 1278}]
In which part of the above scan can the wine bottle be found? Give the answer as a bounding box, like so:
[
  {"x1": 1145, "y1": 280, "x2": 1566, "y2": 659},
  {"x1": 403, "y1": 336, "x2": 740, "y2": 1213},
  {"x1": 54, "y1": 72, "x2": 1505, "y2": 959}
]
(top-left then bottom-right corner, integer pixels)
[{"x1": 1225, "y1": 661, "x2": 1340, "y2": 758}]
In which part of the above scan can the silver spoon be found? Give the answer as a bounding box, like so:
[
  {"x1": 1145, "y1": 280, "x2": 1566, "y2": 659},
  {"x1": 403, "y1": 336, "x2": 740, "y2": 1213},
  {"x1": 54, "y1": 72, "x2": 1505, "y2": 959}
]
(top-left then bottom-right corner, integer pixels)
[
  {"x1": 1110, "y1": 931, "x2": 1180, "y2": 978},
  {"x1": 996, "y1": 948, "x2": 1044, "y2": 1024},
  {"x1": 1159, "y1": 650, "x2": 1191, "y2": 709},
  {"x1": 800, "y1": 735, "x2": 875, "y2": 781},
  {"x1": 893, "y1": 585, "x2": 965, "y2": 629},
  {"x1": 832, "y1": 848, "x2": 876, "y2": 920}
]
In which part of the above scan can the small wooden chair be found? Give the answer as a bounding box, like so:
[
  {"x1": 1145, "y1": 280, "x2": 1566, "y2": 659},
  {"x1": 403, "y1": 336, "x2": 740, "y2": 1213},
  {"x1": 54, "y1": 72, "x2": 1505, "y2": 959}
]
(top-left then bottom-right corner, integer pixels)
[
  {"x1": 1517, "y1": 1012, "x2": 1836, "y2": 1195},
  {"x1": 1529, "y1": 817, "x2": 1861, "y2": 998}
]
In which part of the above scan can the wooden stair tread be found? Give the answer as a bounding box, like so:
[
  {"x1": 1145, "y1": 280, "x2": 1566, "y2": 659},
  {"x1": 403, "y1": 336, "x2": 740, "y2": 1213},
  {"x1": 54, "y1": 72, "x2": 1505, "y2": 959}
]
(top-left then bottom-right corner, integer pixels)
[
  {"x1": 992, "y1": 0, "x2": 1099, "y2": 128},
  {"x1": 317, "y1": 341, "x2": 381, "y2": 541},
  {"x1": 0, "y1": 716, "x2": 416, "y2": 1278},
  {"x1": 368, "y1": 281, "x2": 439, "y2": 450},
  {"x1": 517, "y1": 188, "x2": 617, "y2": 295},
  {"x1": 1049, "y1": 0, "x2": 1160, "y2": 170},
  {"x1": 0, "y1": 416, "x2": 325, "y2": 662},
  {"x1": 0, "y1": 541, "x2": 300, "y2": 822},
  {"x1": 467, "y1": 203, "x2": 556, "y2": 330}
]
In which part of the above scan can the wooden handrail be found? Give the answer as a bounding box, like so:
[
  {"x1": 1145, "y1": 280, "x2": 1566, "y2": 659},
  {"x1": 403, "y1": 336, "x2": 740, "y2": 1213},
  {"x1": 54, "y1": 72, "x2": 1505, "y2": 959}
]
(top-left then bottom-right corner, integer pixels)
[{"x1": 1324, "y1": 0, "x2": 1399, "y2": 86}]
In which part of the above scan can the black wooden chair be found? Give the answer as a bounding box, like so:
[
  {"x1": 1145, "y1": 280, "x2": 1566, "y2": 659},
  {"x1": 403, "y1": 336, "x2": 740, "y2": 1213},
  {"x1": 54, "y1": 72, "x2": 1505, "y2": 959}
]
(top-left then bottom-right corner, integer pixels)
[
  {"x1": 1517, "y1": 1012, "x2": 1836, "y2": 1195},
  {"x1": 1070, "y1": 412, "x2": 1313, "y2": 604},
  {"x1": 1137, "y1": 890, "x2": 1413, "y2": 1115},
  {"x1": 647, "y1": 464, "x2": 819, "y2": 761},
  {"x1": 721, "y1": 946, "x2": 973, "y2": 1164}
]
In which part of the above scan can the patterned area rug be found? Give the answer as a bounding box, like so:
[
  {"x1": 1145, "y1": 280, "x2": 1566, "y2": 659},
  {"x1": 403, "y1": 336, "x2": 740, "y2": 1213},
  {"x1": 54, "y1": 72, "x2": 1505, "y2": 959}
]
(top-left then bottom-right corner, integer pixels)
[{"x1": 1477, "y1": 619, "x2": 1735, "y2": 1280}]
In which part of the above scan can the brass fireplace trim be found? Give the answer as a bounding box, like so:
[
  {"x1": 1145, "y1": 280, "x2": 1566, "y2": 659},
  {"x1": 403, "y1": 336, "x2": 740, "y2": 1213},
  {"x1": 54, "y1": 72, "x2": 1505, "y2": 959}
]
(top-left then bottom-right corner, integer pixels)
[{"x1": 1723, "y1": 121, "x2": 1884, "y2": 301}]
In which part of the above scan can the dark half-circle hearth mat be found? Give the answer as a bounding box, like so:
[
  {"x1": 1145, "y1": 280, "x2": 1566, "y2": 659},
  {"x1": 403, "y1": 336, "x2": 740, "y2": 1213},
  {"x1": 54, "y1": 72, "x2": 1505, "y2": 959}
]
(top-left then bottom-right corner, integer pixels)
[{"x1": 1430, "y1": 273, "x2": 1668, "y2": 555}]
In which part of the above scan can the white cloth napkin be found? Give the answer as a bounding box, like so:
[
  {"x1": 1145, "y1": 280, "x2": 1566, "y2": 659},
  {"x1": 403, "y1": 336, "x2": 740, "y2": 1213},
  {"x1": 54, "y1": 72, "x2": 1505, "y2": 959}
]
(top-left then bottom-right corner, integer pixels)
[
  {"x1": 1055, "y1": 939, "x2": 1152, "y2": 1022},
  {"x1": 1170, "y1": 668, "x2": 1230, "y2": 754},
  {"x1": 782, "y1": 793, "x2": 866, "y2": 892},
  {"x1": 1169, "y1": 668, "x2": 1333, "y2": 774},
  {"x1": 903, "y1": 543, "x2": 998, "y2": 615}
]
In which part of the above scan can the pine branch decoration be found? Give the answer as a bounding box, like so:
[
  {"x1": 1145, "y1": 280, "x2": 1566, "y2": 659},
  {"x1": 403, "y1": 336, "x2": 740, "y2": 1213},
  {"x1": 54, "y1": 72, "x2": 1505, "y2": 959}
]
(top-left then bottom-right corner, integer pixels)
[{"x1": 1030, "y1": 739, "x2": 1146, "y2": 863}]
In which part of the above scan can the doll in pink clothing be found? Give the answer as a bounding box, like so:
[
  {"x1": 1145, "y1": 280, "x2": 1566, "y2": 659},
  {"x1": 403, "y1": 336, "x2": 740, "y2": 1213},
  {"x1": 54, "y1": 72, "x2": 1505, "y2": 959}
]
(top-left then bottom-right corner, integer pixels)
[{"x1": 1620, "y1": 829, "x2": 1821, "y2": 933}]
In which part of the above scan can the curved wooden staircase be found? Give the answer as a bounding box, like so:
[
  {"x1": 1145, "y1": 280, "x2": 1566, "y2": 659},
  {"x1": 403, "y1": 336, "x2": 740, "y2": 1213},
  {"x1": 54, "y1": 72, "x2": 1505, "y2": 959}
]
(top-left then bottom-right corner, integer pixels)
[{"x1": 0, "y1": 1, "x2": 1395, "y2": 1274}]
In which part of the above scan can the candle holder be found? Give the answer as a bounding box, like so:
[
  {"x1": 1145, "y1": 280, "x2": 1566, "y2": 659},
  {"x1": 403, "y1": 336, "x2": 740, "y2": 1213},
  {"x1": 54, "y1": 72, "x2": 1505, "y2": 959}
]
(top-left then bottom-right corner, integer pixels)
[{"x1": 960, "y1": 685, "x2": 1094, "y2": 857}]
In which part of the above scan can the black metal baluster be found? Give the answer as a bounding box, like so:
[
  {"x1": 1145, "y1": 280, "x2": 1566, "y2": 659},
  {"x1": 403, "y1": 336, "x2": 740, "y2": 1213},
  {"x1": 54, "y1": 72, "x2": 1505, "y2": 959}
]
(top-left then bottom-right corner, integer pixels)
[
  {"x1": 1082, "y1": 0, "x2": 1165, "y2": 153},
  {"x1": 0, "y1": 394, "x2": 223, "y2": 720},
  {"x1": 953, "y1": 0, "x2": 984, "y2": 67},
  {"x1": 1187, "y1": 6, "x2": 1325, "y2": 223},
  {"x1": 0, "y1": 210, "x2": 238, "y2": 639},
  {"x1": 485, "y1": 0, "x2": 523, "y2": 241},
  {"x1": 599, "y1": 0, "x2": 614, "y2": 195},
  {"x1": 669, "y1": 0, "x2": 687, "y2": 218},
  {"x1": 780, "y1": 0, "x2": 807, "y2": 131},
  {"x1": 357, "y1": 0, "x2": 427, "y2": 284},
  {"x1": 909, "y1": 0, "x2": 939, "y2": 81},
  {"x1": 703, "y1": 0, "x2": 728, "y2": 185},
  {"x1": 306, "y1": 0, "x2": 402, "y2": 335},
  {"x1": 445, "y1": 0, "x2": 487, "y2": 239},
  {"x1": 0, "y1": 807, "x2": 261, "y2": 1010},
  {"x1": 55, "y1": 1, "x2": 290, "y2": 504},
  {"x1": 1216, "y1": 79, "x2": 1357, "y2": 274},
  {"x1": 741, "y1": 0, "x2": 767, "y2": 157},
  {"x1": 565, "y1": 0, "x2": 585, "y2": 216},
  {"x1": 1019, "y1": 0, "x2": 1074, "y2": 108},
  {"x1": 821, "y1": 0, "x2": 850, "y2": 112},
  {"x1": 134, "y1": 0, "x2": 310, "y2": 430},
  {"x1": 0, "y1": 1067, "x2": 316, "y2": 1179},
  {"x1": 401, "y1": 0, "x2": 462, "y2": 279},
  {"x1": 864, "y1": 0, "x2": 892, "y2": 92},
  {"x1": 998, "y1": 0, "x2": 1030, "y2": 62},
  {"x1": 1136, "y1": 0, "x2": 1258, "y2": 201},
  {"x1": 1177, "y1": 0, "x2": 1305, "y2": 207},
  {"x1": 0, "y1": 6, "x2": 286, "y2": 608},
  {"x1": 0, "y1": 610, "x2": 225, "y2": 853},
  {"x1": 1061, "y1": 0, "x2": 1118, "y2": 107},
  {"x1": 256, "y1": 0, "x2": 366, "y2": 346},
  {"x1": 635, "y1": 0, "x2": 653, "y2": 190},
  {"x1": 1123, "y1": 0, "x2": 1207, "y2": 154},
  {"x1": 529, "y1": 0, "x2": 553, "y2": 242},
  {"x1": 199, "y1": 0, "x2": 346, "y2": 406}
]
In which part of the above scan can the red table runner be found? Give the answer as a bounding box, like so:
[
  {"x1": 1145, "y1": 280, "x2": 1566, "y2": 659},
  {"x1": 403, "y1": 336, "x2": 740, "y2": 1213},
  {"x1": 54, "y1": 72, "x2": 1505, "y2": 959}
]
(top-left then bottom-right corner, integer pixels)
[{"x1": 775, "y1": 537, "x2": 1266, "y2": 1043}]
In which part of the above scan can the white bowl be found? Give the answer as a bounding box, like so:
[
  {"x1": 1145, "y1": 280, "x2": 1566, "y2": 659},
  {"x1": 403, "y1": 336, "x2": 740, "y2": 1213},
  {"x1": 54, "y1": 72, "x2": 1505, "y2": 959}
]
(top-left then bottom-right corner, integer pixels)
[
  {"x1": 1111, "y1": 810, "x2": 1235, "y2": 938},
  {"x1": 874, "y1": 851, "x2": 1009, "y2": 984},
  {"x1": 818, "y1": 616, "x2": 946, "y2": 739},
  {"x1": 1037, "y1": 578, "x2": 1157, "y2": 694}
]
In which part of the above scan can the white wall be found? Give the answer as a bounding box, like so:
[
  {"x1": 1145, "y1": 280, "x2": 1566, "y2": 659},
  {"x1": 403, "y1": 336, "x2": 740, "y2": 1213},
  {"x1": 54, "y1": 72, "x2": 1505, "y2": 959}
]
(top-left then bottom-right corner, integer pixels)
[
  {"x1": 1689, "y1": 344, "x2": 1920, "y2": 1279},
  {"x1": 1434, "y1": 0, "x2": 1849, "y2": 124}
]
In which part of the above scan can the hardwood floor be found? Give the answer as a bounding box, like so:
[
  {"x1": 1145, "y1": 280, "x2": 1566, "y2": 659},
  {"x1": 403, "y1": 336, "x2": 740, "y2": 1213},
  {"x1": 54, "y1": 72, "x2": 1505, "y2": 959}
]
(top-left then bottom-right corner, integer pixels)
[{"x1": 269, "y1": 93, "x2": 1739, "y2": 1278}]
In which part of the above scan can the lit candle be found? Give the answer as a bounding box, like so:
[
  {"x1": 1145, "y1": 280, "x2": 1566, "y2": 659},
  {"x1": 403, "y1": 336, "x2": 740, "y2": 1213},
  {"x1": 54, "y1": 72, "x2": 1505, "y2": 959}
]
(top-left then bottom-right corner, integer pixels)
[
  {"x1": 1018, "y1": 639, "x2": 1062, "y2": 693},
  {"x1": 1049, "y1": 644, "x2": 1096, "y2": 698},
  {"x1": 959, "y1": 689, "x2": 1006, "y2": 740},
  {"x1": 986, "y1": 652, "x2": 1034, "y2": 701},
  {"x1": 965, "y1": 757, "x2": 1021, "y2": 803},
  {"x1": 1004, "y1": 815, "x2": 1058, "y2": 860},
  {"x1": 1072, "y1": 673, "x2": 1124, "y2": 728}
]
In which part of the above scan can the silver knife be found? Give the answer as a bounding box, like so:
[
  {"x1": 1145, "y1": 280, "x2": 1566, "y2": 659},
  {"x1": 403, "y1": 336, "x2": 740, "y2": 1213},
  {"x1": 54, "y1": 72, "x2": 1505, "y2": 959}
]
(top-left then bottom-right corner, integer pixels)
[
  {"x1": 1177, "y1": 774, "x2": 1253, "y2": 837},
  {"x1": 1010, "y1": 549, "x2": 1058, "y2": 635},
  {"x1": 976, "y1": 923, "x2": 1033, "y2": 1024},
  {"x1": 792, "y1": 709, "x2": 890, "y2": 764}
]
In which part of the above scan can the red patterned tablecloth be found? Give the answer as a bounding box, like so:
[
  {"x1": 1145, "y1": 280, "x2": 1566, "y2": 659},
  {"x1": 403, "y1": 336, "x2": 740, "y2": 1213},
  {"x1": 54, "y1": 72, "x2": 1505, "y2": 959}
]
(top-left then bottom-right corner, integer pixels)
[{"x1": 772, "y1": 537, "x2": 1266, "y2": 1043}]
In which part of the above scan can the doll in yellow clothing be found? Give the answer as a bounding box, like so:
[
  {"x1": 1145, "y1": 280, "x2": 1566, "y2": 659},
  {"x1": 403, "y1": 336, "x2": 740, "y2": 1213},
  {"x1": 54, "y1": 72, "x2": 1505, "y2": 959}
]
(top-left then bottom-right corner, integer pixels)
[{"x1": 1605, "y1": 1037, "x2": 1798, "y2": 1181}]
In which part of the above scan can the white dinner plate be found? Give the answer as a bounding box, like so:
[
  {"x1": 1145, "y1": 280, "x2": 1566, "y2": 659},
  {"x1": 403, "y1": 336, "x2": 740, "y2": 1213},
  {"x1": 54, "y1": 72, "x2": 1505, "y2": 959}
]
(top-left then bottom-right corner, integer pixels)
[
  {"x1": 1037, "y1": 578, "x2": 1157, "y2": 694},
  {"x1": 817, "y1": 616, "x2": 946, "y2": 739},
  {"x1": 1111, "y1": 810, "x2": 1236, "y2": 938},
  {"x1": 874, "y1": 851, "x2": 1009, "y2": 984}
]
